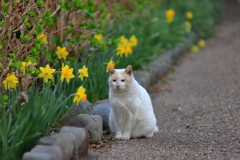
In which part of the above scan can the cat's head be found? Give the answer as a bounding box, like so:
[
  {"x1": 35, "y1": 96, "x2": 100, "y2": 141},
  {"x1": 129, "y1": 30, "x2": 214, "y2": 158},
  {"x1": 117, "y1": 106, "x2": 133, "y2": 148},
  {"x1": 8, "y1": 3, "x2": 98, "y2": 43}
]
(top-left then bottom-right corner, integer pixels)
[{"x1": 108, "y1": 65, "x2": 133, "y2": 91}]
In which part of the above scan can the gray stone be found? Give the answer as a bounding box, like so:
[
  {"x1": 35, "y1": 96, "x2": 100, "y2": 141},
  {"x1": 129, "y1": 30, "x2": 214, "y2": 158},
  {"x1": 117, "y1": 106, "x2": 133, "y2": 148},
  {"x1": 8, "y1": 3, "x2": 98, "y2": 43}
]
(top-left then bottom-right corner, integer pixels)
[
  {"x1": 22, "y1": 145, "x2": 63, "y2": 160},
  {"x1": 134, "y1": 75, "x2": 145, "y2": 88},
  {"x1": 37, "y1": 134, "x2": 74, "y2": 160},
  {"x1": 134, "y1": 71, "x2": 151, "y2": 90},
  {"x1": 23, "y1": 152, "x2": 54, "y2": 160},
  {"x1": 172, "y1": 47, "x2": 181, "y2": 60},
  {"x1": 59, "y1": 100, "x2": 92, "y2": 125},
  {"x1": 59, "y1": 126, "x2": 89, "y2": 160},
  {"x1": 160, "y1": 63, "x2": 168, "y2": 76},
  {"x1": 91, "y1": 99, "x2": 111, "y2": 131},
  {"x1": 177, "y1": 42, "x2": 187, "y2": 55},
  {"x1": 148, "y1": 62, "x2": 164, "y2": 83},
  {"x1": 158, "y1": 54, "x2": 172, "y2": 67},
  {"x1": 64, "y1": 114, "x2": 102, "y2": 144},
  {"x1": 91, "y1": 115, "x2": 103, "y2": 142},
  {"x1": 166, "y1": 50, "x2": 176, "y2": 60}
]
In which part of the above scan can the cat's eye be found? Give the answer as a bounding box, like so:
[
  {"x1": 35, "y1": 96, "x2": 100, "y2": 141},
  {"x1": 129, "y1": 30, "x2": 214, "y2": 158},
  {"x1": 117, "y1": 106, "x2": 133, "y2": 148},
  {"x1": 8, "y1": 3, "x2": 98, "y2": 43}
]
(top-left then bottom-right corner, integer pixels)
[
  {"x1": 112, "y1": 80, "x2": 116, "y2": 82},
  {"x1": 121, "y1": 79, "x2": 125, "y2": 82}
]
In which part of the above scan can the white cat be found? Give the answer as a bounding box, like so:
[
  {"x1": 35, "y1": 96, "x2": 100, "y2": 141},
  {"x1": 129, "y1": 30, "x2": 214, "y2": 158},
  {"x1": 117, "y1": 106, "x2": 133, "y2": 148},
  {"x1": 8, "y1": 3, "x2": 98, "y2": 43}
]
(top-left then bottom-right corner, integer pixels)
[{"x1": 108, "y1": 65, "x2": 158, "y2": 140}]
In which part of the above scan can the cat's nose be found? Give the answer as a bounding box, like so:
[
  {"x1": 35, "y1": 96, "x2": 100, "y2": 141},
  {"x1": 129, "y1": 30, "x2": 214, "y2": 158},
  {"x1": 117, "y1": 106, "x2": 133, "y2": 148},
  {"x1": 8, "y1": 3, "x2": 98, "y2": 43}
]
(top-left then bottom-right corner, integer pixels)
[{"x1": 116, "y1": 85, "x2": 120, "y2": 88}]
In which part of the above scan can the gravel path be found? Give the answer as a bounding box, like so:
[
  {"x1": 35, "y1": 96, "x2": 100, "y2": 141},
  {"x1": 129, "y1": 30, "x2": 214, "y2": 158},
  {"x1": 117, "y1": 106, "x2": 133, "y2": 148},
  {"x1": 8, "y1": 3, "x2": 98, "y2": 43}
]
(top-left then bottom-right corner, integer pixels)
[{"x1": 97, "y1": 1, "x2": 240, "y2": 159}]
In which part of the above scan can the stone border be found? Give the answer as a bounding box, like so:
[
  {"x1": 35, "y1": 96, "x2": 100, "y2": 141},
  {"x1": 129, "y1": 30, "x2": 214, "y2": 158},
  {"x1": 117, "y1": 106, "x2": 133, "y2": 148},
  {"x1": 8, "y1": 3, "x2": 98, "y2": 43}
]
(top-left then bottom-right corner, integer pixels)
[
  {"x1": 23, "y1": 114, "x2": 103, "y2": 160},
  {"x1": 22, "y1": 33, "x2": 196, "y2": 160},
  {"x1": 134, "y1": 33, "x2": 196, "y2": 89}
]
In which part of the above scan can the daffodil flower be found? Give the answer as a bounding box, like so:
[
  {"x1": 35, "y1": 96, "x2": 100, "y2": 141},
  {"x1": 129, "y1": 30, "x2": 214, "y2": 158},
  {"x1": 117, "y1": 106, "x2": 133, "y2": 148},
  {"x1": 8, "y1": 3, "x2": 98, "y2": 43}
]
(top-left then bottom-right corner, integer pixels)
[
  {"x1": 94, "y1": 34, "x2": 104, "y2": 43},
  {"x1": 106, "y1": 57, "x2": 115, "y2": 72},
  {"x1": 129, "y1": 35, "x2": 138, "y2": 47},
  {"x1": 56, "y1": 46, "x2": 69, "y2": 59},
  {"x1": 186, "y1": 11, "x2": 193, "y2": 19},
  {"x1": 21, "y1": 60, "x2": 37, "y2": 75},
  {"x1": 120, "y1": 36, "x2": 128, "y2": 44},
  {"x1": 73, "y1": 86, "x2": 87, "y2": 104},
  {"x1": 116, "y1": 44, "x2": 126, "y2": 57},
  {"x1": 78, "y1": 65, "x2": 89, "y2": 81},
  {"x1": 37, "y1": 32, "x2": 48, "y2": 44},
  {"x1": 124, "y1": 47, "x2": 133, "y2": 57},
  {"x1": 190, "y1": 45, "x2": 199, "y2": 53},
  {"x1": 166, "y1": 9, "x2": 175, "y2": 23},
  {"x1": 185, "y1": 21, "x2": 192, "y2": 33},
  {"x1": 198, "y1": 39, "x2": 206, "y2": 47},
  {"x1": 61, "y1": 63, "x2": 75, "y2": 83},
  {"x1": 38, "y1": 64, "x2": 56, "y2": 82},
  {"x1": 3, "y1": 72, "x2": 19, "y2": 90}
]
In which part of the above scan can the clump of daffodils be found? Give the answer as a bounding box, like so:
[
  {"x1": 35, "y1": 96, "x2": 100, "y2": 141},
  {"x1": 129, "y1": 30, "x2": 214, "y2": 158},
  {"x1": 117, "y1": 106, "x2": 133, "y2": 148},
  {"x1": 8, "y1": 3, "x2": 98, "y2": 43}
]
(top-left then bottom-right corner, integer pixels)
[
  {"x1": 116, "y1": 35, "x2": 138, "y2": 57},
  {"x1": 2, "y1": 32, "x2": 141, "y2": 105}
]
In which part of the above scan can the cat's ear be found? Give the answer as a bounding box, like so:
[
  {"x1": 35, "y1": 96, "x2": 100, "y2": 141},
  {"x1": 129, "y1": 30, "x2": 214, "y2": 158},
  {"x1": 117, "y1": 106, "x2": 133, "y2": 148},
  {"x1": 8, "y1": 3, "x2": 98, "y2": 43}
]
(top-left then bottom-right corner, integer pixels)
[
  {"x1": 125, "y1": 65, "x2": 132, "y2": 75},
  {"x1": 108, "y1": 66, "x2": 115, "y2": 75}
]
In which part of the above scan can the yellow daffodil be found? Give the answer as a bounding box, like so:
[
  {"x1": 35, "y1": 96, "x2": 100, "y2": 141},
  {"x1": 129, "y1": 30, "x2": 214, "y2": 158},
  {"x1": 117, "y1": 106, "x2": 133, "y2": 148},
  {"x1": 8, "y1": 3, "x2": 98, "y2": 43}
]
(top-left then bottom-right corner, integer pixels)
[
  {"x1": 38, "y1": 64, "x2": 56, "y2": 82},
  {"x1": 106, "y1": 57, "x2": 115, "y2": 72},
  {"x1": 61, "y1": 63, "x2": 75, "y2": 83},
  {"x1": 129, "y1": 35, "x2": 138, "y2": 47},
  {"x1": 3, "y1": 72, "x2": 19, "y2": 90},
  {"x1": 198, "y1": 39, "x2": 206, "y2": 47},
  {"x1": 116, "y1": 35, "x2": 137, "y2": 57},
  {"x1": 120, "y1": 36, "x2": 128, "y2": 45},
  {"x1": 185, "y1": 21, "x2": 192, "y2": 33},
  {"x1": 37, "y1": 32, "x2": 48, "y2": 44},
  {"x1": 21, "y1": 60, "x2": 37, "y2": 75},
  {"x1": 186, "y1": 11, "x2": 193, "y2": 19},
  {"x1": 124, "y1": 47, "x2": 133, "y2": 57},
  {"x1": 190, "y1": 45, "x2": 199, "y2": 53},
  {"x1": 116, "y1": 44, "x2": 126, "y2": 57},
  {"x1": 73, "y1": 86, "x2": 87, "y2": 104},
  {"x1": 56, "y1": 46, "x2": 69, "y2": 59},
  {"x1": 78, "y1": 65, "x2": 89, "y2": 81},
  {"x1": 94, "y1": 34, "x2": 104, "y2": 43},
  {"x1": 166, "y1": 9, "x2": 175, "y2": 23}
]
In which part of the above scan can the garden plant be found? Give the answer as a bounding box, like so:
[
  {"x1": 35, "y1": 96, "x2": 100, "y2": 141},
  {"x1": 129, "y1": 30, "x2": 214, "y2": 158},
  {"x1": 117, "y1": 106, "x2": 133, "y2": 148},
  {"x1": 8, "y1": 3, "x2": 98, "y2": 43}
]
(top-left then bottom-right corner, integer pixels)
[{"x1": 0, "y1": 0, "x2": 223, "y2": 159}]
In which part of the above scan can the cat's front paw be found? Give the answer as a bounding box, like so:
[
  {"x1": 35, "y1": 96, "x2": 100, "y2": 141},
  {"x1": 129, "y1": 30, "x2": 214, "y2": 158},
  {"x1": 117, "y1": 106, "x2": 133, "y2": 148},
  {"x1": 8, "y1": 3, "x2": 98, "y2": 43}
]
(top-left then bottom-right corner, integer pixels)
[
  {"x1": 121, "y1": 135, "x2": 130, "y2": 141},
  {"x1": 115, "y1": 134, "x2": 122, "y2": 140}
]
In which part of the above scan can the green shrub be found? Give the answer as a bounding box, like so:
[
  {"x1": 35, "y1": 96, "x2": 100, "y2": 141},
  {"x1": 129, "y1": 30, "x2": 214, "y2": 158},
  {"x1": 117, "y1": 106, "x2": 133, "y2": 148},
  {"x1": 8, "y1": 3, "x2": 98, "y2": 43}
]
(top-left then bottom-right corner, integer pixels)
[{"x1": 0, "y1": 84, "x2": 69, "y2": 159}]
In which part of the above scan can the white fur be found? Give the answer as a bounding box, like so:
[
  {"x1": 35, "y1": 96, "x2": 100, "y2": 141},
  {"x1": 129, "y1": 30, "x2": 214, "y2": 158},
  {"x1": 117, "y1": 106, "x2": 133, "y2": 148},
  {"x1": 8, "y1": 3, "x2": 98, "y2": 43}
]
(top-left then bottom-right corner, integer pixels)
[{"x1": 108, "y1": 67, "x2": 158, "y2": 140}]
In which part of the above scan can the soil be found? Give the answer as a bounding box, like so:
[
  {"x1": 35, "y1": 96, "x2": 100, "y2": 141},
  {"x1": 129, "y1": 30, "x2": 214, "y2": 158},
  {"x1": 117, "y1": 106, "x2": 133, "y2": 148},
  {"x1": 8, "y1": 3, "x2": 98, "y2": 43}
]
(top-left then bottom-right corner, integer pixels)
[{"x1": 96, "y1": 0, "x2": 240, "y2": 159}]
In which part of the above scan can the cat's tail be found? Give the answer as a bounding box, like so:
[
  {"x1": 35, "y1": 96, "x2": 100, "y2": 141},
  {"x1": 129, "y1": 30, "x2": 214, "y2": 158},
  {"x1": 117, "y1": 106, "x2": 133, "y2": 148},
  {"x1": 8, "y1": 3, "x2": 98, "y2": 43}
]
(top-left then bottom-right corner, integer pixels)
[{"x1": 154, "y1": 126, "x2": 159, "y2": 133}]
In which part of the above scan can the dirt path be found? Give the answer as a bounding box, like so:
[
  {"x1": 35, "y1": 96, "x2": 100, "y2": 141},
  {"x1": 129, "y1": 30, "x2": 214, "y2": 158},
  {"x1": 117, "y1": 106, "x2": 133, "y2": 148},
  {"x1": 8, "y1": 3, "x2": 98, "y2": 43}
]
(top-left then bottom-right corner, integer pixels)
[{"x1": 97, "y1": 1, "x2": 240, "y2": 159}]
